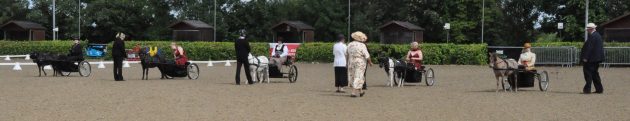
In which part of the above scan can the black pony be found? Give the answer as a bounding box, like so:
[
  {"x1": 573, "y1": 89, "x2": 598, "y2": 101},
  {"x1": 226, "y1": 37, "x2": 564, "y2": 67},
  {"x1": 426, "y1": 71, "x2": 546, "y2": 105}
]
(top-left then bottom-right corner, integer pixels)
[
  {"x1": 29, "y1": 52, "x2": 59, "y2": 76},
  {"x1": 139, "y1": 47, "x2": 169, "y2": 80}
]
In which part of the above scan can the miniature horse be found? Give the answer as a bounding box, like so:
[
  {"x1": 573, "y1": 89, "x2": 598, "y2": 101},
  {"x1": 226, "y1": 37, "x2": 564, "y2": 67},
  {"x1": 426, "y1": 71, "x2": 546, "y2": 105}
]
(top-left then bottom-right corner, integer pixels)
[
  {"x1": 139, "y1": 47, "x2": 168, "y2": 80},
  {"x1": 488, "y1": 52, "x2": 519, "y2": 92}
]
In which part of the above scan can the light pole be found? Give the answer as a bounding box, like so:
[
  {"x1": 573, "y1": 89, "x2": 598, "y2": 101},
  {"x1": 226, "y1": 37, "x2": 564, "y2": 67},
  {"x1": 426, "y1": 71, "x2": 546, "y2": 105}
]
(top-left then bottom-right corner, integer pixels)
[
  {"x1": 481, "y1": 0, "x2": 486, "y2": 43},
  {"x1": 214, "y1": 0, "x2": 217, "y2": 42},
  {"x1": 52, "y1": 0, "x2": 56, "y2": 40},
  {"x1": 558, "y1": 22, "x2": 564, "y2": 41},
  {"x1": 584, "y1": 0, "x2": 589, "y2": 42},
  {"x1": 347, "y1": 0, "x2": 351, "y2": 41},
  {"x1": 78, "y1": 0, "x2": 81, "y2": 39},
  {"x1": 444, "y1": 23, "x2": 450, "y2": 43}
]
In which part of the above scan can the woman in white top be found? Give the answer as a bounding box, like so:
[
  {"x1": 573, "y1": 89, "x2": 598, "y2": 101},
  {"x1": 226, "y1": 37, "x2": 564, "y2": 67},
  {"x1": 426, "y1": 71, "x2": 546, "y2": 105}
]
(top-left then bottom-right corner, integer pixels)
[
  {"x1": 333, "y1": 34, "x2": 348, "y2": 93},
  {"x1": 270, "y1": 37, "x2": 289, "y2": 67},
  {"x1": 518, "y1": 43, "x2": 536, "y2": 71}
]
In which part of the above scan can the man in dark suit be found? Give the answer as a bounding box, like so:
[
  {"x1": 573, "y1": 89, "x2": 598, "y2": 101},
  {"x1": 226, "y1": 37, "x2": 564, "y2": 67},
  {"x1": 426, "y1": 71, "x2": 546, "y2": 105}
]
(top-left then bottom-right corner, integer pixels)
[
  {"x1": 581, "y1": 23, "x2": 605, "y2": 94},
  {"x1": 234, "y1": 36, "x2": 254, "y2": 85},
  {"x1": 112, "y1": 33, "x2": 127, "y2": 81}
]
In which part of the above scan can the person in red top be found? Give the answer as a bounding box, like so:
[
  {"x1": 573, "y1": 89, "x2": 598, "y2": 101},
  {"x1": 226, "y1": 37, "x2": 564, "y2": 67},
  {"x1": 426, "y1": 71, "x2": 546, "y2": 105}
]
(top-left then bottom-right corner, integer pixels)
[
  {"x1": 405, "y1": 42, "x2": 423, "y2": 70},
  {"x1": 170, "y1": 42, "x2": 188, "y2": 66}
]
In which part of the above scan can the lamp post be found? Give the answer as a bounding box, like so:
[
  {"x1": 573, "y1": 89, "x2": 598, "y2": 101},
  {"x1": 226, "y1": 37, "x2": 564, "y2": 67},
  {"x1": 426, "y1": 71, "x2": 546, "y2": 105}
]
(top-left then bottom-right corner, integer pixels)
[
  {"x1": 558, "y1": 22, "x2": 564, "y2": 41},
  {"x1": 481, "y1": 0, "x2": 485, "y2": 43},
  {"x1": 52, "y1": 0, "x2": 56, "y2": 40},
  {"x1": 444, "y1": 23, "x2": 451, "y2": 43},
  {"x1": 584, "y1": 0, "x2": 589, "y2": 42},
  {"x1": 78, "y1": 0, "x2": 81, "y2": 39},
  {"x1": 347, "y1": 0, "x2": 351, "y2": 41},
  {"x1": 214, "y1": 0, "x2": 217, "y2": 42}
]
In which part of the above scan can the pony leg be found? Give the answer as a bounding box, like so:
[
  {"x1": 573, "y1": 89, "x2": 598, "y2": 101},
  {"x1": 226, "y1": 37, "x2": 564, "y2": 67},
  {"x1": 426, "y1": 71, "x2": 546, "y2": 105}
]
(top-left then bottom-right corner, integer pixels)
[{"x1": 495, "y1": 76, "x2": 501, "y2": 92}]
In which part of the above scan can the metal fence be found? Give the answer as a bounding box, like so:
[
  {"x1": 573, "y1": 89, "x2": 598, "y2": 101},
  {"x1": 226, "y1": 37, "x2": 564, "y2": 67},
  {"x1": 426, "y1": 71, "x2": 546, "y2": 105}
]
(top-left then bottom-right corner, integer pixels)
[{"x1": 602, "y1": 47, "x2": 630, "y2": 67}]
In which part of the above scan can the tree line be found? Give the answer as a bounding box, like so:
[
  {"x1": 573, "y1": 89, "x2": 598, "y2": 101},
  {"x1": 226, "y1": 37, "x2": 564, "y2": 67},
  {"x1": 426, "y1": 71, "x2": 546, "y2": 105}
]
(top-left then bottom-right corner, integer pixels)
[{"x1": 1, "y1": 0, "x2": 629, "y2": 45}]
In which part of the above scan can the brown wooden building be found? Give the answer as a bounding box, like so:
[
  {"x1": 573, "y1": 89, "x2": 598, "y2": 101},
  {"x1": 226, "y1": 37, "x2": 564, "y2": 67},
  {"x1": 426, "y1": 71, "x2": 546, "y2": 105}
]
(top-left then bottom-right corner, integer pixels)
[
  {"x1": 600, "y1": 13, "x2": 630, "y2": 42},
  {"x1": 168, "y1": 20, "x2": 214, "y2": 41},
  {"x1": 1, "y1": 21, "x2": 46, "y2": 40},
  {"x1": 271, "y1": 21, "x2": 314, "y2": 43},
  {"x1": 379, "y1": 21, "x2": 424, "y2": 44}
]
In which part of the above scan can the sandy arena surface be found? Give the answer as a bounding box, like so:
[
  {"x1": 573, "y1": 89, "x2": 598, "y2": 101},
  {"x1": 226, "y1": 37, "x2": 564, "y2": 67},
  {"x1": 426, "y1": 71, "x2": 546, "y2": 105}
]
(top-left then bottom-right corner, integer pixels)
[{"x1": 0, "y1": 63, "x2": 629, "y2": 120}]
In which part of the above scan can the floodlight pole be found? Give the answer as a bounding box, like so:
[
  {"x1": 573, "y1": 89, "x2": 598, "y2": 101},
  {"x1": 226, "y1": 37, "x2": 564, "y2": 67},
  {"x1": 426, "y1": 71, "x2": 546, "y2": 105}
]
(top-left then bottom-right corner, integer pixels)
[
  {"x1": 214, "y1": 0, "x2": 217, "y2": 42},
  {"x1": 481, "y1": 0, "x2": 486, "y2": 43},
  {"x1": 584, "y1": 0, "x2": 589, "y2": 42},
  {"x1": 53, "y1": 0, "x2": 56, "y2": 40},
  {"x1": 347, "y1": 0, "x2": 351, "y2": 41},
  {"x1": 78, "y1": 0, "x2": 81, "y2": 39}
]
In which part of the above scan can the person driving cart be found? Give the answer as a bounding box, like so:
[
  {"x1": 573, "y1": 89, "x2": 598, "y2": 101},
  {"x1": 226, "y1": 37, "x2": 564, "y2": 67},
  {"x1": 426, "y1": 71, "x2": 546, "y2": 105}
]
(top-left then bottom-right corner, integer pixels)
[
  {"x1": 270, "y1": 37, "x2": 289, "y2": 67},
  {"x1": 518, "y1": 42, "x2": 536, "y2": 71},
  {"x1": 66, "y1": 38, "x2": 84, "y2": 62},
  {"x1": 405, "y1": 42, "x2": 423, "y2": 70}
]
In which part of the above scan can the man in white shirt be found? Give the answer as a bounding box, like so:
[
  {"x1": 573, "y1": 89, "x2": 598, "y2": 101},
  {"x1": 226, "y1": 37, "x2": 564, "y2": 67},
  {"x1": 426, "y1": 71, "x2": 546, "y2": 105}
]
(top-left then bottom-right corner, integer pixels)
[
  {"x1": 270, "y1": 37, "x2": 289, "y2": 67},
  {"x1": 333, "y1": 34, "x2": 348, "y2": 92}
]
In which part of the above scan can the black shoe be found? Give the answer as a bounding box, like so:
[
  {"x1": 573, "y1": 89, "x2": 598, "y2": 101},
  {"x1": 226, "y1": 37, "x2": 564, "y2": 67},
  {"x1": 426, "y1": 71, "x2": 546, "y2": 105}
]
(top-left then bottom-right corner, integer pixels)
[
  {"x1": 350, "y1": 95, "x2": 358, "y2": 97},
  {"x1": 582, "y1": 91, "x2": 591, "y2": 94},
  {"x1": 594, "y1": 91, "x2": 604, "y2": 94},
  {"x1": 360, "y1": 92, "x2": 365, "y2": 97}
]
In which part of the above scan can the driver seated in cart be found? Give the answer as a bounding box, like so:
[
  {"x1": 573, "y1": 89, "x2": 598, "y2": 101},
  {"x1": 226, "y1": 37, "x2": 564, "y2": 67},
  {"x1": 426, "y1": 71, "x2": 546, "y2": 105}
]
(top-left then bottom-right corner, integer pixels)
[
  {"x1": 270, "y1": 37, "x2": 289, "y2": 67},
  {"x1": 518, "y1": 42, "x2": 536, "y2": 71},
  {"x1": 66, "y1": 37, "x2": 84, "y2": 62},
  {"x1": 405, "y1": 41, "x2": 423, "y2": 70}
]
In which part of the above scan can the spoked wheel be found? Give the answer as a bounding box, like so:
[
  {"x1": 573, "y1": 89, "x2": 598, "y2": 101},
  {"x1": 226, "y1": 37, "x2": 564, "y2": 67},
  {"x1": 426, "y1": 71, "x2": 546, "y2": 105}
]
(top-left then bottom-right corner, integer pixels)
[
  {"x1": 288, "y1": 65, "x2": 298, "y2": 83},
  {"x1": 79, "y1": 61, "x2": 91, "y2": 77},
  {"x1": 425, "y1": 68, "x2": 435, "y2": 86},
  {"x1": 538, "y1": 71, "x2": 549, "y2": 91},
  {"x1": 187, "y1": 63, "x2": 199, "y2": 80}
]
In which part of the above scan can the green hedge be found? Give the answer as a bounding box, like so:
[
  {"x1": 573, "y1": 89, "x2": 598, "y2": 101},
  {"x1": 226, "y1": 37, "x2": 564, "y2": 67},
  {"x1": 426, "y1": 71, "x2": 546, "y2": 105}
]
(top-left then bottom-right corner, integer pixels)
[{"x1": 2, "y1": 40, "x2": 627, "y2": 65}]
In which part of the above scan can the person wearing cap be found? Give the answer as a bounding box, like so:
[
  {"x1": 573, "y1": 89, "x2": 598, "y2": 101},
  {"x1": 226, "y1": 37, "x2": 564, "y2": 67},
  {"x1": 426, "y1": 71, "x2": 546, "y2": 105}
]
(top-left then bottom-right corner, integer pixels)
[
  {"x1": 333, "y1": 34, "x2": 348, "y2": 93},
  {"x1": 518, "y1": 43, "x2": 536, "y2": 71},
  {"x1": 270, "y1": 37, "x2": 289, "y2": 67},
  {"x1": 67, "y1": 38, "x2": 84, "y2": 62},
  {"x1": 234, "y1": 36, "x2": 254, "y2": 85},
  {"x1": 112, "y1": 33, "x2": 127, "y2": 81},
  {"x1": 581, "y1": 23, "x2": 605, "y2": 94},
  {"x1": 346, "y1": 31, "x2": 372, "y2": 97}
]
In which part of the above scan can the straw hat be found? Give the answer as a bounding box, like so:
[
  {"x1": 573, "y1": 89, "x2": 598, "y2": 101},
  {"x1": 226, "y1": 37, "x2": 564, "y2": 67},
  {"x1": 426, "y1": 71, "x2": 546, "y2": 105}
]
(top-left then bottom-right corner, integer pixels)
[
  {"x1": 351, "y1": 31, "x2": 367, "y2": 42},
  {"x1": 587, "y1": 23, "x2": 597, "y2": 28},
  {"x1": 523, "y1": 43, "x2": 531, "y2": 49}
]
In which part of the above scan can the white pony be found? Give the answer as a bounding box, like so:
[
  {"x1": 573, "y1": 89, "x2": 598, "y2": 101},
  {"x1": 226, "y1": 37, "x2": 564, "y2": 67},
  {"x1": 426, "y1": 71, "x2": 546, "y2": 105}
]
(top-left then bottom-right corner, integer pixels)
[{"x1": 248, "y1": 53, "x2": 269, "y2": 83}]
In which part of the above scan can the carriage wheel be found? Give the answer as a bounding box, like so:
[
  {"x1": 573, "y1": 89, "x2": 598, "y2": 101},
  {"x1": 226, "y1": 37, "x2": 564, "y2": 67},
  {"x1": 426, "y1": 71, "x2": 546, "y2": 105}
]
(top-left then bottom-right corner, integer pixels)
[
  {"x1": 288, "y1": 65, "x2": 298, "y2": 83},
  {"x1": 425, "y1": 68, "x2": 435, "y2": 86},
  {"x1": 79, "y1": 61, "x2": 91, "y2": 77},
  {"x1": 538, "y1": 71, "x2": 549, "y2": 91},
  {"x1": 187, "y1": 63, "x2": 200, "y2": 80}
]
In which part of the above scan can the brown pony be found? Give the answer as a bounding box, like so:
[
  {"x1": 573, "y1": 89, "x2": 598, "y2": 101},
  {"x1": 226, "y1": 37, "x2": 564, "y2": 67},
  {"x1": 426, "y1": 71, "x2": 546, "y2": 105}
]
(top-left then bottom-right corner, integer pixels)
[{"x1": 488, "y1": 53, "x2": 519, "y2": 92}]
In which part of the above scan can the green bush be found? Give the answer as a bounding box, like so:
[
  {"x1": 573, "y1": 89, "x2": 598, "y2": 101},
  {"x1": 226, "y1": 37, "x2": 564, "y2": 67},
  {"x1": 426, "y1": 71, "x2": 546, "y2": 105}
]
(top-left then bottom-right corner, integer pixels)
[{"x1": 2, "y1": 40, "x2": 627, "y2": 65}]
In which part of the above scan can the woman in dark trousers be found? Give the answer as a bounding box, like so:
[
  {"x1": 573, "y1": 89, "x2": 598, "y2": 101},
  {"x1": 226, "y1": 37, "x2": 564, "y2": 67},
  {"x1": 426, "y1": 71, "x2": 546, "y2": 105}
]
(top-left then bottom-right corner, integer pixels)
[
  {"x1": 112, "y1": 33, "x2": 127, "y2": 81},
  {"x1": 234, "y1": 36, "x2": 254, "y2": 85}
]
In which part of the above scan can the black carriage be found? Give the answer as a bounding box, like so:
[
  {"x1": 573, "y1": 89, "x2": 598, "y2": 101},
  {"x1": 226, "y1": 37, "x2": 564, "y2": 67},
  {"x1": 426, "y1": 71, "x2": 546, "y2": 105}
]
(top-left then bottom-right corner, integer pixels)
[
  {"x1": 154, "y1": 62, "x2": 200, "y2": 80},
  {"x1": 398, "y1": 63, "x2": 435, "y2": 87},
  {"x1": 503, "y1": 67, "x2": 550, "y2": 91},
  {"x1": 50, "y1": 56, "x2": 91, "y2": 77},
  {"x1": 268, "y1": 56, "x2": 298, "y2": 83}
]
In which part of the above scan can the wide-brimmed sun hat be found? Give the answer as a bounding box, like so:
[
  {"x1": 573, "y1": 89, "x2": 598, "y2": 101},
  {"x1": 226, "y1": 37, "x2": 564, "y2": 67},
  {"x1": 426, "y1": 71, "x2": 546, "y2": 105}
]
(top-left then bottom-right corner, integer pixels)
[
  {"x1": 587, "y1": 23, "x2": 597, "y2": 28},
  {"x1": 351, "y1": 31, "x2": 367, "y2": 42}
]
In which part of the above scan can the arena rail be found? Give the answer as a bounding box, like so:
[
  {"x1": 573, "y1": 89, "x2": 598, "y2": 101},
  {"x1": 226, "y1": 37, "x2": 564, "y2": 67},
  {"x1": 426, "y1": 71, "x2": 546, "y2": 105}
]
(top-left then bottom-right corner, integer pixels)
[{"x1": 601, "y1": 47, "x2": 630, "y2": 68}]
